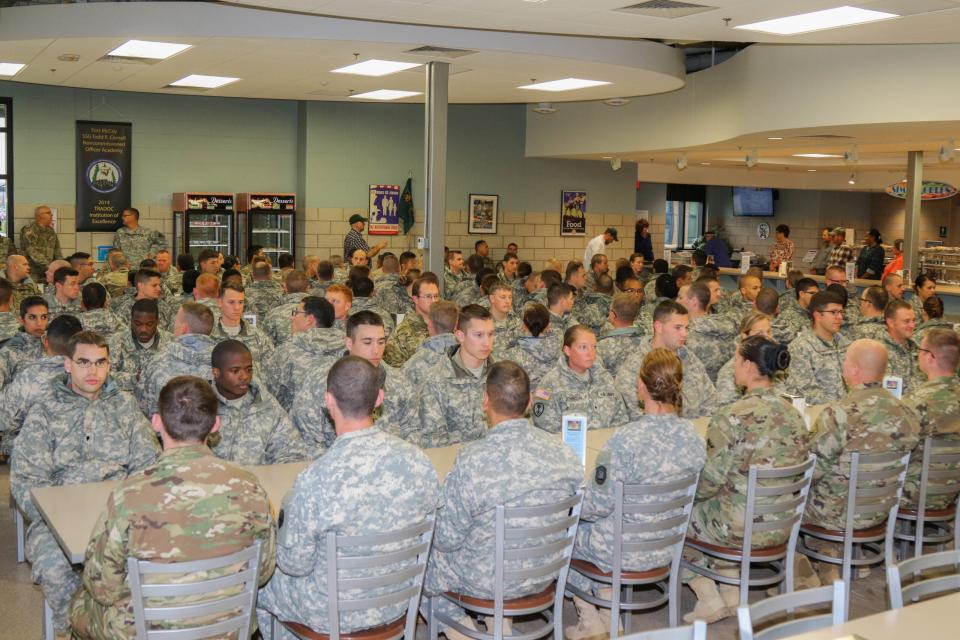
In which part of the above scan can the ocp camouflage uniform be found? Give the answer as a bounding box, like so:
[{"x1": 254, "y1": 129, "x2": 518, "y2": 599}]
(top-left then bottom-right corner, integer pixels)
[
  {"x1": 137, "y1": 333, "x2": 217, "y2": 417},
  {"x1": 402, "y1": 332, "x2": 458, "y2": 386},
  {"x1": 98, "y1": 269, "x2": 130, "y2": 300},
  {"x1": 245, "y1": 280, "x2": 285, "y2": 323},
  {"x1": 690, "y1": 387, "x2": 811, "y2": 547},
  {"x1": 0, "y1": 235, "x2": 15, "y2": 264},
  {"x1": 572, "y1": 414, "x2": 705, "y2": 594},
  {"x1": 572, "y1": 293, "x2": 611, "y2": 333},
  {"x1": 372, "y1": 274, "x2": 412, "y2": 315},
  {"x1": 257, "y1": 425, "x2": 438, "y2": 636},
  {"x1": 0, "y1": 310, "x2": 19, "y2": 344},
  {"x1": 262, "y1": 327, "x2": 345, "y2": 411},
  {"x1": 43, "y1": 293, "x2": 81, "y2": 319},
  {"x1": 349, "y1": 296, "x2": 395, "y2": 337},
  {"x1": 596, "y1": 326, "x2": 645, "y2": 377},
  {"x1": 531, "y1": 356, "x2": 630, "y2": 433},
  {"x1": 615, "y1": 336, "x2": 719, "y2": 420},
  {"x1": 111, "y1": 225, "x2": 166, "y2": 267},
  {"x1": 210, "y1": 319, "x2": 274, "y2": 376},
  {"x1": 785, "y1": 329, "x2": 849, "y2": 405},
  {"x1": 804, "y1": 383, "x2": 920, "y2": 530},
  {"x1": 686, "y1": 314, "x2": 738, "y2": 382},
  {"x1": 405, "y1": 347, "x2": 493, "y2": 448},
  {"x1": 19, "y1": 222, "x2": 62, "y2": 281},
  {"x1": 208, "y1": 380, "x2": 310, "y2": 465},
  {"x1": 108, "y1": 328, "x2": 171, "y2": 392},
  {"x1": 900, "y1": 376, "x2": 960, "y2": 509},
  {"x1": 383, "y1": 312, "x2": 428, "y2": 367},
  {"x1": 843, "y1": 315, "x2": 886, "y2": 342},
  {"x1": 502, "y1": 335, "x2": 560, "y2": 388},
  {"x1": 261, "y1": 292, "x2": 308, "y2": 346},
  {"x1": 78, "y1": 308, "x2": 127, "y2": 337},
  {"x1": 425, "y1": 418, "x2": 581, "y2": 621},
  {"x1": 882, "y1": 334, "x2": 919, "y2": 395},
  {"x1": 0, "y1": 354, "x2": 64, "y2": 456},
  {"x1": 11, "y1": 375, "x2": 160, "y2": 630},
  {"x1": 10, "y1": 276, "x2": 41, "y2": 314},
  {"x1": 292, "y1": 360, "x2": 412, "y2": 452},
  {"x1": 70, "y1": 444, "x2": 275, "y2": 640},
  {"x1": 444, "y1": 268, "x2": 471, "y2": 299},
  {"x1": 915, "y1": 318, "x2": 959, "y2": 347}
]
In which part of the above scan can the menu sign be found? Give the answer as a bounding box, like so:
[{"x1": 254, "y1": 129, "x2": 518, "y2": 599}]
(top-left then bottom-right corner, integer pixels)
[
  {"x1": 76, "y1": 121, "x2": 132, "y2": 232},
  {"x1": 249, "y1": 194, "x2": 295, "y2": 210}
]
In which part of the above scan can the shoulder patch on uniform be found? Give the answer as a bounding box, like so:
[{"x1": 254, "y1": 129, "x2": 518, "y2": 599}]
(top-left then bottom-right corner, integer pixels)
[
  {"x1": 533, "y1": 401, "x2": 545, "y2": 417},
  {"x1": 534, "y1": 388, "x2": 550, "y2": 400},
  {"x1": 595, "y1": 465, "x2": 607, "y2": 485}
]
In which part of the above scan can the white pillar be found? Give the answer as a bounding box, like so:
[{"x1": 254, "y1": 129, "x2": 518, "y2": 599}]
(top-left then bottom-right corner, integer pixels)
[
  {"x1": 424, "y1": 62, "x2": 449, "y2": 288},
  {"x1": 902, "y1": 150, "x2": 923, "y2": 283}
]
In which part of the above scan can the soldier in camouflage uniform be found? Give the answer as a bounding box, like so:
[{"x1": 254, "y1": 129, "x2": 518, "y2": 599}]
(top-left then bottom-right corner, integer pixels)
[
  {"x1": 545, "y1": 282, "x2": 576, "y2": 338},
  {"x1": 503, "y1": 303, "x2": 560, "y2": 388},
  {"x1": 69, "y1": 375, "x2": 275, "y2": 639},
  {"x1": 567, "y1": 349, "x2": 706, "y2": 639},
  {"x1": 208, "y1": 340, "x2": 309, "y2": 465},
  {"x1": 209, "y1": 282, "x2": 274, "y2": 375},
  {"x1": 372, "y1": 267, "x2": 412, "y2": 316},
  {"x1": 261, "y1": 270, "x2": 312, "y2": 346},
  {"x1": 349, "y1": 276, "x2": 395, "y2": 337},
  {"x1": 844, "y1": 285, "x2": 888, "y2": 342},
  {"x1": 245, "y1": 260, "x2": 285, "y2": 323},
  {"x1": 76, "y1": 281, "x2": 124, "y2": 336},
  {"x1": 637, "y1": 274, "x2": 678, "y2": 334},
  {"x1": 44, "y1": 265, "x2": 82, "y2": 319},
  {"x1": 785, "y1": 290, "x2": 850, "y2": 405},
  {"x1": 882, "y1": 299, "x2": 920, "y2": 394},
  {"x1": 0, "y1": 295, "x2": 48, "y2": 386},
  {"x1": 383, "y1": 276, "x2": 438, "y2": 367},
  {"x1": 444, "y1": 250, "x2": 471, "y2": 299},
  {"x1": 511, "y1": 271, "x2": 540, "y2": 314},
  {"x1": 597, "y1": 294, "x2": 645, "y2": 378},
  {"x1": 137, "y1": 303, "x2": 217, "y2": 418},
  {"x1": 487, "y1": 279, "x2": 520, "y2": 353},
  {"x1": 258, "y1": 356, "x2": 438, "y2": 637},
  {"x1": 407, "y1": 305, "x2": 495, "y2": 448},
  {"x1": 111, "y1": 207, "x2": 166, "y2": 267},
  {"x1": 901, "y1": 329, "x2": 960, "y2": 510},
  {"x1": 0, "y1": 234, "x2": 15, "y2": 266},
  {"x1": 914, "y1": 296, "x2": 956, "y2": 346},
  {"x1": 616, "y1": 301, "x2": 719, "y2": 420},
  {"x1": 803, "y1": 339, "x2": 920, "y2": 539},
  {"x1": 113, "y1": 268, "x2": 177, "y2": 329},
  {"x1": 0, "y1": 277, "x2": 20, "y2": 344},
  {"x1": 424, "y1": 361, "x2": 581, "y2": 636},
  {"x1": 682, "y1": 282, "x2": 738, "y2": 382},
  {"x1": 714, "y1": 313, "x2": 786, "y2": 407},
  {"x1": 573, "y1": 285, "x2": 612, "y2": 334},
  {"x1": 531, "y1": 325, "x2": 629, "y2": 434},
  {"x1": 719, "y1": 275, "x2": 761, "y2": 323},
  {"x1": 11, "y1": 331, "x2": 160, "y2": 631},
  {"x1": 5, "y1": 254, "x2": 41, "y2": 314},
  {"x1": 402, "y1": 300, "x2": 459, "y2": 384},
  {"x1": 108, "y1": 299, "x2": 170, "y2": 391},
  {"x1": 19, "y1": 205, "x2": 62, "y2": 281},
  {"x1": 688, "y1": 335, "x2": 811, "y2": 623}
]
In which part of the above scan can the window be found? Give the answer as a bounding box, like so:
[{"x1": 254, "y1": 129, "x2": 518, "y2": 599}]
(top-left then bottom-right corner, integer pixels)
[
  {"x1": 0, "y1": 99, "x2": 10, "y2": 239},
  {"x1": 664, "y1": 184, "x2": 705, "y2": 250}
]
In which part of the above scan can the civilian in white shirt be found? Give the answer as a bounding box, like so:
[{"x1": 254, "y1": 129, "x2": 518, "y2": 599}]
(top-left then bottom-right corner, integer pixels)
[{"x1": 584, "y1": 227, "x2": 618, "y2": 265}]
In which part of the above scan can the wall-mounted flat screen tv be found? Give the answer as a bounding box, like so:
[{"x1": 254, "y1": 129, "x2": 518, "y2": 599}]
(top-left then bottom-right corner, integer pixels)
[{"x1": 733, "y1": 187, "x2": 774, "y2": 216}]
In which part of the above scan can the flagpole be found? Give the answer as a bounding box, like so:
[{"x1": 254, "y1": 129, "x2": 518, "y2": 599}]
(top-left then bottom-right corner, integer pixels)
[{"x1": 424, "y1": 61, "x2": 449, "y2": 291}]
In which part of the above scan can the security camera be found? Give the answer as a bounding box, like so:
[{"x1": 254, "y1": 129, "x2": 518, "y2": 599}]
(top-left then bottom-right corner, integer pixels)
[{"x1": 844, "y1": 145, "x2": 859, "y2": 164}]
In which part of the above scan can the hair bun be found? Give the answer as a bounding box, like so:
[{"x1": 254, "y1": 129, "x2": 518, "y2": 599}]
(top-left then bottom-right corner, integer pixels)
[{"x1": 775, "y1": 345, "x2": 791, "y2": 371}]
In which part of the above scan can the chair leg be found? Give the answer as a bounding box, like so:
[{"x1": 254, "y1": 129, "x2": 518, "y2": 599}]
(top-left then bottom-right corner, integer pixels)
[
  {"x1": 15, "y1": 508, "x2": 24, "y2": 564},
  {"x1": 42, "y1": 599, "x2": 54, "y2": 640},
  {"x1": 668, "y1": 572, "x2": 680, "y2": 628},
  {"x1": 623, "y1": 586, "x2": 633, "y2": 635},
  {"x1": 553, "y1": 591, "x2": 563, "y2": 640},
  {"x1": 427, "y1": 596, "x2": 439, "y2": 640},
  {"x1": 610, "y1": 585, "x2": 621, "y2": 640}
]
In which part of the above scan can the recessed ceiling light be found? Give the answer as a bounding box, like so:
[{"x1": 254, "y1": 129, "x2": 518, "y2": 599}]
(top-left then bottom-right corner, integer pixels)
[
  {"x1": 793, "y1": 153, "x2": 843, "y2": 158},
  {"x1": 350, "y1": 89, "x2": 422, "y2": 101},
  {"x1": 108, "y1": 40, "x2": 191, "y2": 60},
  {"x1": 768, "y1": 137, "x2": 783, "y2": 140},
  {"x1": 734, "y1": 6, "x2": 898, "y2": 35},
  {"x1": 700, "y1": 162, "x2": 712, "y2": 165},
  {"x1": 601, "y1": 156, "x2": 613, "y2": 159},
  {"x1": 168, "y1": 74, "x2": 239, "y2": 89},
  {"x1": 331, "y1": 59, "x2": 423, "y2": 77},
  {"x1": 807, "y1": 169, "x2": 817, "y2": 172},
  {"x1": 518, "y1": 78, "x2": 611, "y2": 92},
  {"x1": 0, "y1": 63, "x2": 25, "y2": 76}
]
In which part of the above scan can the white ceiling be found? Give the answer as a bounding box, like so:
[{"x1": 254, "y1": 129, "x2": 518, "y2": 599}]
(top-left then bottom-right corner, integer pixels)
[{"x1": 224, "y1": 0, "x2": 960, "y2": 43}]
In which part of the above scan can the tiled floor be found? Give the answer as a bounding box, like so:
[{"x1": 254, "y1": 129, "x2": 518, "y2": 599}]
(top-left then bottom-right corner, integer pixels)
[{"x1": 0, "y1": 463, "x2": 894, "y2": 640}]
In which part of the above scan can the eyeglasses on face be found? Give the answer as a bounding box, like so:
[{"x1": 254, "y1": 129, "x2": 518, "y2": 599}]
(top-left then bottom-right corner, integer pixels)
[{"x1": 72, "y1": 358, "x2": 109, "y2": 369}]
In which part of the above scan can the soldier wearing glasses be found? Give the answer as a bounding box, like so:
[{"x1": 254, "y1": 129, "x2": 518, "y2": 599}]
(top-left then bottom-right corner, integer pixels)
[{"x1": 785, "y1": 290, "x2": 850, "y2": 405}]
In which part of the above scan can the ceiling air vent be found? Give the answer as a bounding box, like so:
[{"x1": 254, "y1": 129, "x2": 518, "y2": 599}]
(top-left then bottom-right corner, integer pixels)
[
  {"x1": 614, "y1": 0, "x2": 717, "y2": 18},
  {"x1": 404, "y1": 46, "x2": 477, "y2": 59}
]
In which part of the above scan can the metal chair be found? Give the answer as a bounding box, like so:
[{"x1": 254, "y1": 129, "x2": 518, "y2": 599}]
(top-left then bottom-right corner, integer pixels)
[
  {"x1": 683, "y1": 455, "x2": 817, "y2": 607},
  {"x1": 736, "y1": 580, "x2": 846, "y2": 640},
  {"x1": 423, "y1": 491, "x2": 584, "y2": 640},
  {"x1": 14, "y1": 505, "x2": 25, "y2": 564},
  {"x1": 887, "y1": 548, "x2": 960, "y2": 608},
  {"x1": 275, "y1": 516, "x2": 435, "y2": 640},
  {"x1": 620, "y1": 620, "x2": 707, "y2": 640},
  {"x1": 895, "y1": 437, "x2": 960, "y2": 558},
  {"x1": 127, "y1": 539, "x2": 262, "y2": 640},
  {"x1": 565, "y1": 474, "x2": 699, "y2": 634}
]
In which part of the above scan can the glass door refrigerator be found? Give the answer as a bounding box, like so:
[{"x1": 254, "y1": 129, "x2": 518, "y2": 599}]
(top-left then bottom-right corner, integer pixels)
[
  {"x1": 236, "y1": 193, "x2": 296, "y2": 266},
  {"x1": 172, "y1": 192, "x2": 236, "y2": 263}
]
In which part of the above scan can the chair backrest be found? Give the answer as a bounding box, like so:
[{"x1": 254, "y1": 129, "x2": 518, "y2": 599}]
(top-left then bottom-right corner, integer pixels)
[
  {"x1": 326, "y1": 514, "x2": 436, "y2": 640},
  {"x1": 842, "y1": 450, "x2": 911, "y2": 540},
  {"x1": 612, "y1": 474, "x2": 700, "y2": 589},
  {"x1": 127, "y1": 540, "x2": 261, "y2": 640},
  {"x1": 621, "y1": 619, "x2": 707, "y2": 640},
  {"x1": 913, "y1": 437, "x2": 960, "y2": 555},
  {"x1": 737, "y1": 580, "x2": 846, "y2": 640},
  {"x1": 887, "y1": 548, "x2": 960, "y2": 608},
  {"x1": 741, "y1": 455, "x2": 817, "y2": 562}
]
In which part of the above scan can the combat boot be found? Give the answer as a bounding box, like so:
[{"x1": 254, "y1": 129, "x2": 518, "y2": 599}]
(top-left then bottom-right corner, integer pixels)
[
  {"x1": 766, "y1": 555, "x2": 821, "y2": 595},
  {"x1": 683, "y1": 576, "x2": 732, "y2": 624},
  {"x1": 564, "y1": 596, "x2": 607, "y2": 640},
  {"x1": 596, "y1": 588, "x2": 624, "y2": 635},
  {"x1": 715, "y1": 568, "x2": 743, "y2": 610},
  {"x1": 484, "y1": 616, "x2": 513, "y2": 637}
]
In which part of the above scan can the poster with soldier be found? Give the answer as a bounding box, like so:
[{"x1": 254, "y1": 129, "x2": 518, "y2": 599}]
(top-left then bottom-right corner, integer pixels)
[
  {"x1": 368, "y1": 184, "x2": 400, "y2": 235},
  {"x1": 561, "y1": 190, "x2": 587, "y2": 236},
  {"x1": 76, "y1": 121, "x2": 132, "y2": 232}
]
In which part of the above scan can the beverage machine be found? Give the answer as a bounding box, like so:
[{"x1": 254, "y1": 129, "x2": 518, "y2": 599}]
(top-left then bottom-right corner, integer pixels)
[
  {"x1": 172, "y1": 192, "x2": 236, "y2": 262},
  {"x1": 236, "y1": 193, "x2": 296, "y2": 266}
]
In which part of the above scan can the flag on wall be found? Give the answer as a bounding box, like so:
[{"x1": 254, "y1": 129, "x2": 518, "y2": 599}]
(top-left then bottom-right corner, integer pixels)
[{"x1": 398, "y1": 177, "x2": 415, "y2": 234}]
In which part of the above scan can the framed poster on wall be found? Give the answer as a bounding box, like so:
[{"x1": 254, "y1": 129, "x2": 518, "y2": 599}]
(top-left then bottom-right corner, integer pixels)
[
  {"x1": 468, "y1": 194, "x2": 498, "y2": 234},
  {"x1": 561, "y1": 190, "x2": 586, "y2": 236},
  {"x1": 368, "y1": 184, "x2": 400, "y2": 235}
]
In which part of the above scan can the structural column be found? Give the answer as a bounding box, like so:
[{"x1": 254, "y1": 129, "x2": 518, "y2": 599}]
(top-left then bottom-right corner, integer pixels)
[
  {"x1": 902, "y1": 150, "x2": 923, "y2": 282},
  {"x1": 424, "y1": 62, "x2": 449, "y2": 286}
]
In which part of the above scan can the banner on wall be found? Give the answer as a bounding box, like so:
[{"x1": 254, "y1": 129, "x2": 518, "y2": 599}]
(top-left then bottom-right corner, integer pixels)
[
  {"x1": 76, "y1": 121, "x2": 132, "y2": 232},
  {"x1": 561, "y1": 190, "x2": 587, "y2": 236},
  {"x1": 368, "y1": 184, "x2": 400, "y2": 235}
]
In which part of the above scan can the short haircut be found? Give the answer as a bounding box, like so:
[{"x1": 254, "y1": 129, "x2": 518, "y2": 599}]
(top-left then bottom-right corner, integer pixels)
[
  {"x1": 399, "y1": 251, "x2": 417, "y2": 265},
  {"x1": 346, "y1": 309, "x2": 384, "y2": 338},
  {"x1": 278, "y1": 253, "x2": 295, "y2": 269},
  {"x1": 755, "y1": 287, "x2": 780, "y2": 315},
  {"x1": 54, "y1": 267, "x2": 78, "y2": 285},
  {"x1": 862, "y1": 286, "x2": 888, "y2": 313},
  {"x1": 826, "y1": 283, "x2": 848, "y2": 307},
  {"x1": 177, "y1": 253, "x2": 195, "y2": 272},
  {"x1": 474, "y1": 267, "x2": 495, "y2": 287},
  {"x1": 140, "y1": 259, "x2": 158, "y2": 270},
  {"x1": 746, "y1": 266, "x2": 764, "y2": 279},
  {"x1": 590, "y1": 253, "x2": 606, "y2": 269},
  {"x1": 351, "y1": 276, "x2": 375, "y2": 298},
  {"x1": 317, "y1": 260, "x2": 334, "y2": 280},
  {"x1": 474, "y1": 240, "x2": 487, "y2": 251},
  {"x1": 194, "y1": 273, "x2": 219, "y2": 298},
  {"x1": 20, "y1": 295, "x2": 47, "y2": 318},
  {"x1": 179, "y1": 302, "x2": 215, "y2": 335},
  {"x1": 611, "y1": 293, "x2": 640, "y2": 323},
  {"x1": 284, "y1": 270, "x2": 309, "y2": 293},
  {"x1": 132, "y1": 298, "x2": 160, "y2": 318},
  {"x1": 540, "y1": 269, "x2": 562, "y2": 289},
  {"x1": 652, "y1": 259, "x2": 669, "y2": 274},
  {"x1": 108, "y1": 250, "x2": 127, "y2": 270},
  {"x1": 786, "y1": 269, "x2": 804, "y2": 288},
  {"x1": 446, "y1": 249, "x2": 462, "y2": 265},
  {"x1": 923, "y1": 295, "x2": 944, "y2": 320},
  {"x1": 653, "y1": 299, "x2": 687, "y2": 325},
  {"x1": 485, "y1": 361, "x2": 530, "y2": 417},
  {"x1": 219, "y1": 281, "x2": 245, "y2": 299},
  {"x1": 197, "y1": 248, "x2": 219, "y2": 264},
  {"x1": 775, "y1": 224, "x2": 790, "y2": 237},
  {"x1": 671, "y1": 264, "x2": 693, "y2": 281},
  {"x1": 252, "y1": 261, "x2": 272, "y2": 279},
  {"x1": 297, "y1": 296, "x2": 331, "y2": 328},
  {"x1": 327, "y1": 356, "x2": 380, "y2": 419},
  {"x1": 429, "y1": 300, "x2": 459, "y2": 334},
  {"x1": 654, "y1": 274, "x2": 679, "y2": 300},
  {"x1": 517, "y1": 261, "x2": 532, "y2": 279},
  {"x1": 457, "y1": 304, "x2": 492, "y2": 331},
  {"x1": 795, "y1": 278, "x2": 819, "y2": 300},
  {"x1": 124, "y1": 207, "x2": 140, "y2": 219},
  {"x1": 691, "y1": 249, "x2": 706, "y2": 266},
  {"x1": 381, "y1": 255, "x2": 399, "y2": 273},
  {"x1": 135, "y1": 268, "x2": 161, "y2": 287},
  {"x1": 595, "y1": 274, "x2": 614, "y2": 295},
  {"x1": 348, "y1": 265, "x2": 370, "y2": 283},
  {"x1": 247, "y1": 244, "x2": 264, "y2": 262},
  {"x1": 809, "y1": 290, "x2": 843, "y2": 316},
  {"x1": 326, "y1": 283, "x2": 353, "y2": 302},
  {"x1": 222, "y1": 268, "x2": 242, "y2": 284},
  {"x1": 67, "y1": 330, "x2": 109, "y2": 358},
  {"x1": 46, "y1": 315, "x2": 83, "y2": 356},
  {"x1": 884, "y1": 298, "x2": 912, "y2": 321},
  {"x1": 0, "y1": 278, "x2": 10, "y2": 306},
  {"x1": 487, "y1": 280, "x2": 511, "y2": 296},
  {"x1": 924, "y1": 328, "x2": 959, "y2": 371},
  {"x1": 158, "y1": 376, "x2": 219, "y2": 442},
  {"x1": 211, "y1": 339, "x2": 252, "y2": 370},
  {"x1": 480, "y1": 273, "x2": 500, "y2": 295},
  {"x1": 81, "y1": 282, "x2": 108, "y2": 309},
  {"x1": 465, "y1": 254, "x2": 485, "y2": 275},
  {"x1": 699, "y1": 265, "x2": 719, "y2": 279},
  {"x1": 522, "y1": 303, "x2": 551, "y2": 337},
  {"x1": 547, "y1": 282, "x2": 575, "y2": 307},
  {"x1": 564, "y1": 261, "x2": 584, "y2": 282},
  {"x1": 68, "y1": 252, "x2": 92, "y2": 268},
  {"x1": 412, "y1": 276, "x2": 439, "y2": 297},
  {"x1": 738, "y1": 274, "x2": 759, "y2": 289},
  {"x1": 882, "y1": 273, "x2": 902, "y2": 290},
  {"x1": 685, "y1": 282, "x2": 711, "y2": 312}
]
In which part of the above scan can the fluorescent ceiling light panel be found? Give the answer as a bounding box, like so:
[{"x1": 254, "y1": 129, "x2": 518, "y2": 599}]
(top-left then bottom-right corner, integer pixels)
[
  {"x1": 331, "y1": 59, "x2": 422, "y2": 76},
  {"x1": 735, "y1": 6, "x2": 898, "y2": 35},
  {"x1": 793, "y1": 153, "x2": 843, "y2": 158},
  {"x1": 0, "y1": 63, "x2": 25, "y2": 76},
  {"x1": 519, "y1": 78, "x2": 611, "y2": 92},
  {"x1": 169, "y1": 74, "x2": 239, "y2": 89},
  {"x1": 351, "y1": 90, "x2": 422, "y2": 101},
  {"x1": 108, "y1": 40, "x2": 191, "y2": 60}
]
